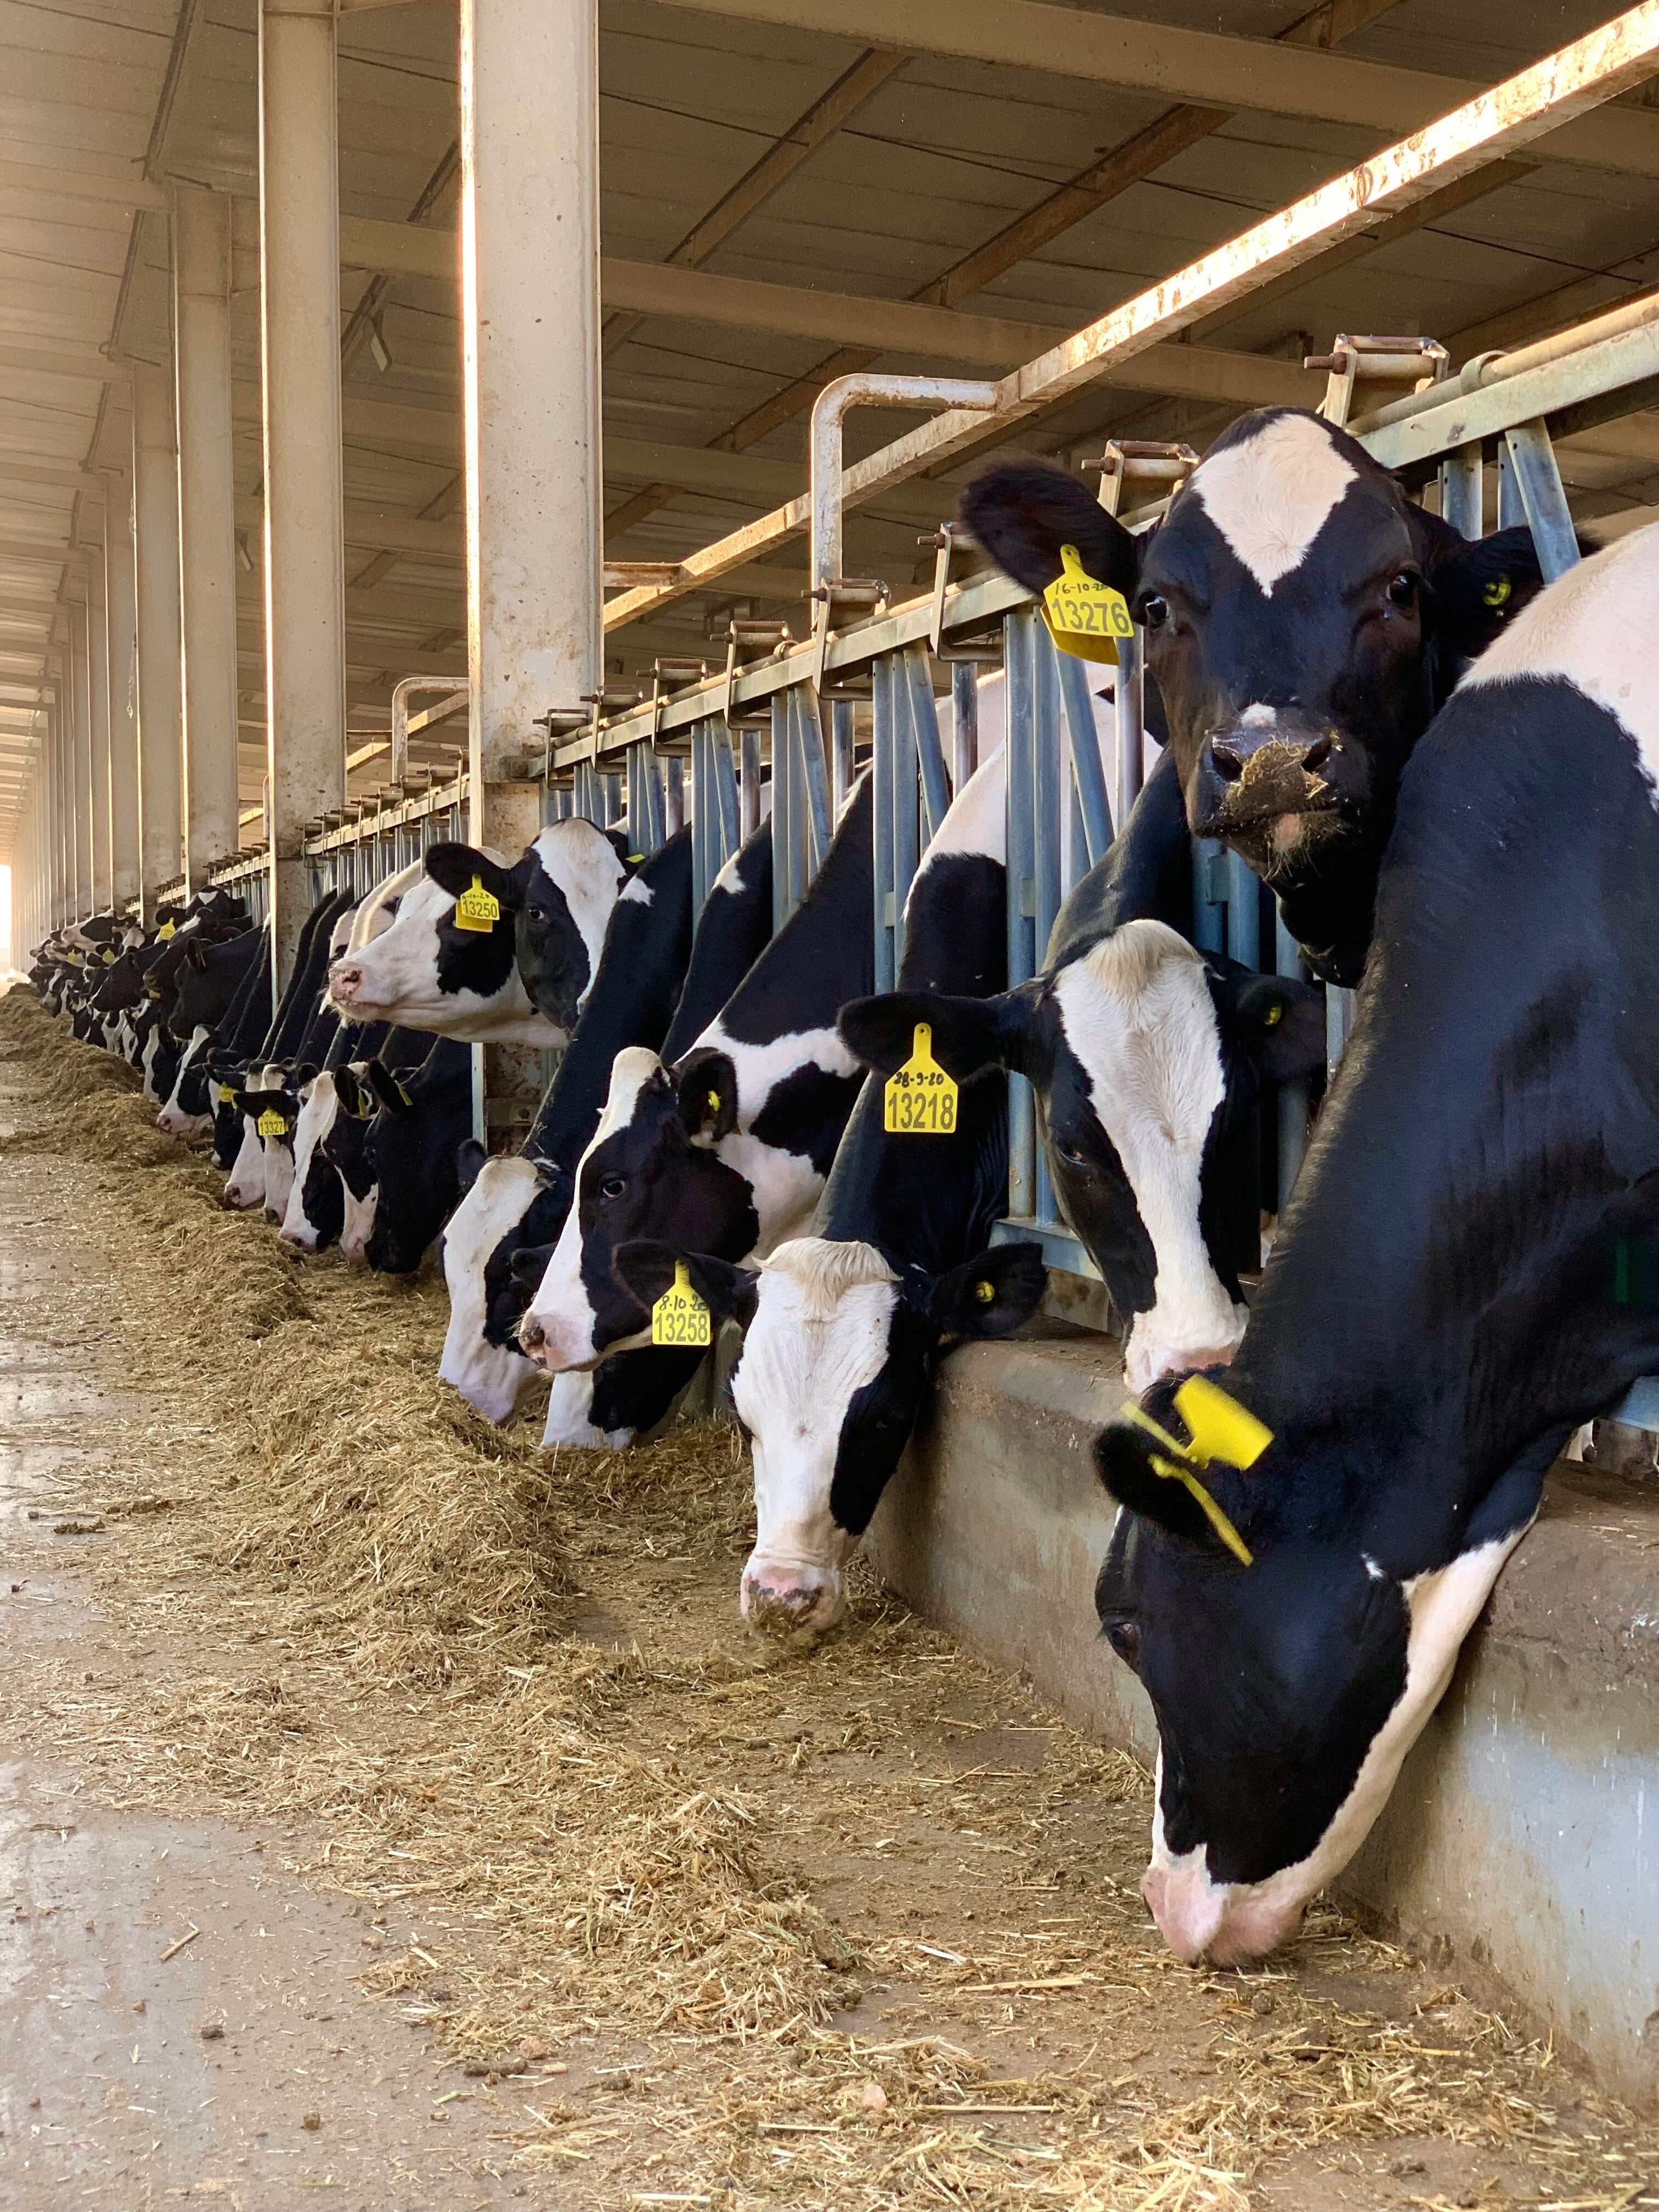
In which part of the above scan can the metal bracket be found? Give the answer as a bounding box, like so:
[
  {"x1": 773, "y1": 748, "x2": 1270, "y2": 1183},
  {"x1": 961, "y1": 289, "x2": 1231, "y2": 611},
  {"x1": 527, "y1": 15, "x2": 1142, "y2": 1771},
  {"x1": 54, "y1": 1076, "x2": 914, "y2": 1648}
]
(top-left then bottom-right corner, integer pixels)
[
  {"x1": 1311, "y1": 334, "x2": 1448, "y2": 429},
  {"x1": 1084, "y1": 439, "x2": 1200, "y2": 519}
]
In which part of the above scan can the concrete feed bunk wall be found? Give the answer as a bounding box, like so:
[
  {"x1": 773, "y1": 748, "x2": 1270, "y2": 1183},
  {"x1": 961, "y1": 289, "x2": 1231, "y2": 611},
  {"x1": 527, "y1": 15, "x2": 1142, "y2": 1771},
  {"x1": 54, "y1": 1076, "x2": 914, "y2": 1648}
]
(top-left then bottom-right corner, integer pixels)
[{"x1": 866, "y1": 1323, "x2": 1659, "y2": 2109}]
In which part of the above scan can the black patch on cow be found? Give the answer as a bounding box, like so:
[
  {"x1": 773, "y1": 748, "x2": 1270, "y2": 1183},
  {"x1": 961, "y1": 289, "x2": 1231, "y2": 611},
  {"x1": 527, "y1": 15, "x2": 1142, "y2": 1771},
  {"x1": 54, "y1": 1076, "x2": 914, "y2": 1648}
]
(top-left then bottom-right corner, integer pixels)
[{"x1": 364, "y1": 1037, "x2": 474, "y2": 1273}]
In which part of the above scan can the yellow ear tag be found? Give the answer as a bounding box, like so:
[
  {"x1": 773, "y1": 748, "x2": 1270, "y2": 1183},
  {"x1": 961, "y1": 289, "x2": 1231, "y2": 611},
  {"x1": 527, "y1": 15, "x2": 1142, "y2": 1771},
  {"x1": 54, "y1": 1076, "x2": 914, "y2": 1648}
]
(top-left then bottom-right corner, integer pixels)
[
  {"x1": 884, "y1": 1022, "x2": 958, "y2": 1136},
  {"x1": 973, "y1": 1278, "x2": 996, "y2": 1305},
  {"x1": 453, "y1": 876, "x2": 501, "y2": 933},
  {"x1": 102, "y1": 949, "x2": 116, "y2": 965},
  {"x1": 1118, "y1": 1377, "x2": 1273, "y2": 1568},
  {"x1": 211, "y1": 1082, "x2": 230, "y2": 1109},
  {"x1": 1042, "y1": 542, "x2": 1136, "y2": 665},
  {"x1": 256, "y1": 1105, "x2": 286, "y2": 1138},
  {"x1": 1483, "y1": 573, "x2": 1512, "y2": 610},
  {"x1": 156, "y1": 921, "x2": 176, "y2": 940},
  {"x1": 652, "y1": 1260, "x2": 712, "y2": 1348}
]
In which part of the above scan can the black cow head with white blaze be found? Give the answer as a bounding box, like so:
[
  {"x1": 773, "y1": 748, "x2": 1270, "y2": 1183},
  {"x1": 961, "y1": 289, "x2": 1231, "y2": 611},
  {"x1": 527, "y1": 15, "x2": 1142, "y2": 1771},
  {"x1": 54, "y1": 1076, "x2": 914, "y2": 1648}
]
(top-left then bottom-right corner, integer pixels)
[
  {"x1": 616, "y1": 1236, "x2": 1045, "y2": 1641},
  {"x1": 962, "y1": 413, "x2": 1550, "y2": 983},
  {"x1": 840, "y1": 923, "x2": 1325, "y2": 1392}
]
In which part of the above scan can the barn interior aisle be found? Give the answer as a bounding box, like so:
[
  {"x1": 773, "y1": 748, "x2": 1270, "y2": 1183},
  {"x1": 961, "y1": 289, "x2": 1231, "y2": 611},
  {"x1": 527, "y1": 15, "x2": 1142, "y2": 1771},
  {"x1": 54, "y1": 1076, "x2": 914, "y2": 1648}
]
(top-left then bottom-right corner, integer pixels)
[{"x1": 0, "y1": 986, "x2": 1650, "y2": 2209}]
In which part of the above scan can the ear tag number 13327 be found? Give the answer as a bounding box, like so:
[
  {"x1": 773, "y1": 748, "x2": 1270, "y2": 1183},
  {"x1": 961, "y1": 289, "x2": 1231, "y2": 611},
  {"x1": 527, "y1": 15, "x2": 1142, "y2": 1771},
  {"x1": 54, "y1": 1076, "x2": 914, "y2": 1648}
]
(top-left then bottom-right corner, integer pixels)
[
  {"x1": 1042, "y1": 541, "x2": 1135, "y2": 666},
  {"x1": 884, "y1": 1023, "x2": 958, "y2": 1135},
  {"x1": 453, "y1": 876, "x2": 501, "y2": 933},
  {"x1": 652, "y1": 1261, "x2": 712, "y2": 1348}
]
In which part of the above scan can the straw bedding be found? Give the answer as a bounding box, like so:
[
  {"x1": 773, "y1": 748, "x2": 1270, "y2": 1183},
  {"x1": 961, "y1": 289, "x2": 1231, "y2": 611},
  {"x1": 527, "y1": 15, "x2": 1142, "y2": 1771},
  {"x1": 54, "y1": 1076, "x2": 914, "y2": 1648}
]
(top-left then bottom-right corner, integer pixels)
[{"x1": 2, "y1": 983, "x2": 1655, "y2": 2210}]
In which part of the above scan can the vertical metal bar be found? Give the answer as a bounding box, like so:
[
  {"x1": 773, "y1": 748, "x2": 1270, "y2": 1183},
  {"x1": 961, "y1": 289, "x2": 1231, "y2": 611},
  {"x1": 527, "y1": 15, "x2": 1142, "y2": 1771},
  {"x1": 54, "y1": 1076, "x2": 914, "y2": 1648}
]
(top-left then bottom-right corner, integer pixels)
[
  {"x1": 791, "y1": 685, "x2": 833, "y2": 877},
  {"x1": 1497, "y1": 439, "x2": 1525, "y2": 532},
  {"x1": 666, "y1": 754, "x2": 685, "y2": 836},
  {"x1": 871, "y1": 653, "x2": 896, "y2": 992},
  {"x1": 831, "y1": 697, "x2": 854, "y2": 817},
  {"x1": 951, "y1": 661, "x2": 978, "y2": 793},
  {"x1": 1004, "y1": 608, "x2": 1037, "y2": 1224},
  {"x1": 1192, "y1": 840, "x2": 1226, "y2": 956},
  {"x1": 710, "y1": 722, "x2": 740, "y2": 865},
  {"x1": 1223, "y1": 849, "x2": 1259, "y2": 968},
  {"x1": 1031, "y1": 620, "x2": 1064, "y2": 1227},
  {"x1": 1114, "y1": 627, "x2": 1145, "y2": 833},
  {"x1": 1056, "y1": 648, "x2": 1113, "y2": 868},
  {"x1": 903, "y1": 646, "x2": 952, "y2": 850},
  {"x1": 890, "y1": 651, "x2": 919, "y2": 978},
  {"x1": 740, "y1": 725, "x2": 761, "y2": 840},
  {"x1": 1064, "y1": 776, "x2": 1087, "y2": 900},
  {"x1": 1503, "y1": 421, "x2": 1581, "y2": 582},
  {"x1": 1274, "y1": 902, "x2": 1308, "y2": 1212},
  {"x1": 1327, "y1": 984, "x2": 1356, "y2": 1080},
  {"x1": 1438, "y1": 441, "x2": 1483, "y2": 541},
  {"x1": 690, "y1": 724, "x2": 709, "y2": 911}
]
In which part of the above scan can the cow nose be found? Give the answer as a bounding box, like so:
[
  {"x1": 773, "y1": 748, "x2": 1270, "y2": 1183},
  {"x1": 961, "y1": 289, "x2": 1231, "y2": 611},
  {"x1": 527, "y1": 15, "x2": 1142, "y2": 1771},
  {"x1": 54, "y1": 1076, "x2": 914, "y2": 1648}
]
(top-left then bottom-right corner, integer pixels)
[
  {"x1": 740, "y1": 1562, "x2": 843, "y2": 1643},
  {"x1": 330, "y1": 964, "x2": 360, "y2": 1001},
  {"x1": 518, "y1": 1314, "x2": 545, "y2": 1350},
  {"x1": 1210, "y1": 737, "x2": 1246, "y2": 783}
]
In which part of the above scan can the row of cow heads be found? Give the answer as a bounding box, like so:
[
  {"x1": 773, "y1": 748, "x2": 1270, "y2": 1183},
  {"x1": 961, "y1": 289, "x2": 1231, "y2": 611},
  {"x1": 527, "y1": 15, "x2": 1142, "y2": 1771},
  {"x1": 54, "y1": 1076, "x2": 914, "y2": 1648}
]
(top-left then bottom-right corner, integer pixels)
[{"x1": 964, "y1": 409, "x2": 1550, "y2": 984}]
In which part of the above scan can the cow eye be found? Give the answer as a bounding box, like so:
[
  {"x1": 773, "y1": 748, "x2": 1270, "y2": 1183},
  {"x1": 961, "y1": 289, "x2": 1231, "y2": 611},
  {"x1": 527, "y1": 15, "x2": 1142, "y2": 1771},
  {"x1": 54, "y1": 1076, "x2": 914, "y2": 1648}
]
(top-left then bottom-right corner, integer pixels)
[
  {"x1": 1139, "y1": 595, "x2": 1169, "y2": 631},
  {"x1": 599, "y1": 1175, "x2": 626, "y2": 1202},
  {"x1": 527, "y1": 904, "x2": 549, "y2": 925},
  {"x1": 1104, "y1": 1619, "x2": 1142, "y2": 1669},
  {"x1": 1386, "y1": 571, "x2": 1418, "y2": 609}
]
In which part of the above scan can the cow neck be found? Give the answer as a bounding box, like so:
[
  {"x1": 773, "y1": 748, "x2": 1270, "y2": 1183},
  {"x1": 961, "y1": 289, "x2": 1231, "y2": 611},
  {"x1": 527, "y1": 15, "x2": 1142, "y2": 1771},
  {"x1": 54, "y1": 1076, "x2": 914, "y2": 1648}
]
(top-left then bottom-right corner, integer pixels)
[
  {"x1": 1231, "y1": 679, "x2": 1659, "y2": 1576},
  {"x1": 662, "y1": 819, "x2": 774, "y2": 1060},
  {"x1": 703, "y1": 776, "x2": 874, "y2": 1049}
]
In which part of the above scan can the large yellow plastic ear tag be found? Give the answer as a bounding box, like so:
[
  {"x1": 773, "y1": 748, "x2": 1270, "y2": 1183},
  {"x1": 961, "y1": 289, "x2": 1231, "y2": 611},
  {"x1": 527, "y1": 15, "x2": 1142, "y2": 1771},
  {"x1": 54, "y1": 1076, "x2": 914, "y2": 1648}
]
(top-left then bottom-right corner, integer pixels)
[
  {"x1": 156, "y1": 921, "x2": 176, "y2": 940},
  {"x1": 453, "y1": 876, "x2": 501, "y2": 933},
  {"x1": 1118, "y1": 1377, "x2": 1272, "y2": 1567},
  {"x1": 102, "y1": 949, "x2": 116, "y2": 964},
  {"x1": 1042, "y1": 542, "x2": 1135, "y2": 665},
  {"x1": 256, "y1": 1105, "x2": 286, "y2": 1139},
  {"x1": 652, "y1": 1260, "x2": 712, "y2": 1348},
  {"x1": 884, "y1": 1022, "x2": 958, "y2": 1136}
]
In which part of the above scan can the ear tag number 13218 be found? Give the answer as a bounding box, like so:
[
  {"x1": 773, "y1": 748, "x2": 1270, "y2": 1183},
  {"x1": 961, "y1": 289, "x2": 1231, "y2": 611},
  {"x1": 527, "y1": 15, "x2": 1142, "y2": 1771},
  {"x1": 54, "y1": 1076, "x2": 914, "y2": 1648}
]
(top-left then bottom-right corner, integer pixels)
[
  {"x1": 453, "y1": 876, "x2": 501, "y2": 933},
  {"x1": 884, "y1": 1023, "x2": 958, "y2": 1135},
  {"x1": 1042, "y1": 541, "x2": 1135, "y2": 666},
  {"x1": 652, "y1": 1261, "x2": 712, "y2": 1348}
]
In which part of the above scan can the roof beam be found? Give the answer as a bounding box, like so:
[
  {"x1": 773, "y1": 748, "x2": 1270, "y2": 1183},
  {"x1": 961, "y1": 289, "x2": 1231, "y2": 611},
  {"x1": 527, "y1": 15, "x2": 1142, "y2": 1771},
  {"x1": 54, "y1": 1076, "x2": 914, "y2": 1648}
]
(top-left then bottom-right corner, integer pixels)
[
  {"x1": 605, "y1": 0, "x2": 1659, "y2": 630},
  {"x1": 648, "y1": 0, "x2": 1659, "y2": 176}
]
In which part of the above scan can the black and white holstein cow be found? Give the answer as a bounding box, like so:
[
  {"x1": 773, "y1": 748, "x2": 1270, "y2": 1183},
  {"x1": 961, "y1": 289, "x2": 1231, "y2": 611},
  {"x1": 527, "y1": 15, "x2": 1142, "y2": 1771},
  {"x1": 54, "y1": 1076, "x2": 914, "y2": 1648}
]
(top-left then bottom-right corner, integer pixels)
[
  {"x1": 1091, "y1": 524, "x2": 1659, "y2": 1968},
  {"x1": 616, "y1": 753, "x2": 1046, "y2": 1640},
  {"x1": 843, "y1": 746, "x2": 1325, "y2": 1390},
  {"x1": 517, "y1": 777, "x2": 875, "y2": 1376},
  {"x1": 326, "y1": 820, "x2": 630, "y2": 1046},
  {"x1": 963, "y1": 413, "x2": 1553, "y2": 984}
]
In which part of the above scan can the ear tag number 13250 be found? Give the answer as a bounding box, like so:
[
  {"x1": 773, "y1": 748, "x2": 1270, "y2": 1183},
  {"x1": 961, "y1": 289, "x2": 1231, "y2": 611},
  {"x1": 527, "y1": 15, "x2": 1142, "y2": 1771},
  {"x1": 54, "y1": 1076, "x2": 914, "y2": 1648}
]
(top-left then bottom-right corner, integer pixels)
[
  {"x1": 884, "y1": 1023, "x2": 958, "y2": 1136},
  {"x1": 652, "y1": 1261, "x2": 712, "y2": 1348},
  {"x1": 1042, "y1": 541, "x2": 1135, "y2": 666},
  {"x1": 453, "y1": 876, "x2": 501, "y2": 932}
]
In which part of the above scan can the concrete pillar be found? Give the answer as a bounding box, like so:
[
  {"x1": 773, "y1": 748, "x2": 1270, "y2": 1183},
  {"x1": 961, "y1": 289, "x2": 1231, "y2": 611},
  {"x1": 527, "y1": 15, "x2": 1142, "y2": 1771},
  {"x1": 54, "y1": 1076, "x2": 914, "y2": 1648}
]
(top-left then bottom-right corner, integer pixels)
[
  {"x1": 86, "y1": 539, "x2": 112, "y2": 913},
  {"x1": 48, "y1": 689, "x2": 69, "y2": 927},
  {"x1": 460, "y1": 0, "x2": 602, "y2": 1132},
  {"x1": 133, "y1": 363, "x2": 185, "y2": 916},
  {"x1": 103, "y1": 466, "x2": 142, "y2": 911},
  {"x1": 173, "y1": 185, "x2": 242, "y2": 890},
  {"x1": 259, "y1": 0, "x2": 346, "y2": 990},
  {"x1": 69, "y1": 599, "x2": 93, "y2": 917}
]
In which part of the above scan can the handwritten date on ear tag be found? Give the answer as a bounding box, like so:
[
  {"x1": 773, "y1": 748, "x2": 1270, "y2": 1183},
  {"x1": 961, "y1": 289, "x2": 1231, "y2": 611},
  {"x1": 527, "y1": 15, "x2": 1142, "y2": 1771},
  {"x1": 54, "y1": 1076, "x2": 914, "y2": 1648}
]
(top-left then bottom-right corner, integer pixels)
[
  {"x1": 1042, "y1": 543, "x2": 1135, "y2": 666},
  {"x1": 884, "y1": 1023, "x2": 958, "y2": 1136},
  {"x1": 453, "y1": 876, "x2": 501, "y2": 933},
  {"x1": 652, "y1": 1260, "x2": 712, "y2": 1348}
]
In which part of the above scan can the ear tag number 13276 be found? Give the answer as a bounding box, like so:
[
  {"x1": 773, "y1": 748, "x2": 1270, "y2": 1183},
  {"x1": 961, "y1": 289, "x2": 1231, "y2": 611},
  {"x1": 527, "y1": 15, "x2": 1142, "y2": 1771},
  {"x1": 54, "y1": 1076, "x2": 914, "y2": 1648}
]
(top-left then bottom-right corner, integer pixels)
[
  {"x1": 453, "y1": 876, "x2": 501, "y2": 933},
  {"x1": 1042, "y1": 541, "x2": 1135, "y2": 666},
  {"x1": 652, "y1": 1261, "x2": 712, "y2": 1348},
  {"x1": 884, "y1": 1023, "x2": 958, "y2": 1136}
]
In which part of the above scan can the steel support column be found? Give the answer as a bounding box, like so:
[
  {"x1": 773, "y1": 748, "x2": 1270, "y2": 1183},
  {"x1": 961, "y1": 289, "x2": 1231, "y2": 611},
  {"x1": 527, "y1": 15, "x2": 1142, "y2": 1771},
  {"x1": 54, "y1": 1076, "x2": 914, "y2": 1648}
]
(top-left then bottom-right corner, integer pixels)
[
  {"x1": 103, "y1": 465, "x2": 142, "y2": 911},
  {"x1": 259, "y1": 0, "x2": 347, "y2": 988},
  {"x1": 133, "y1": 364, "x2": 185, "y2": 914},
  {"x1": 174, "y1": 184, "x2": 243, "y2": 889}
]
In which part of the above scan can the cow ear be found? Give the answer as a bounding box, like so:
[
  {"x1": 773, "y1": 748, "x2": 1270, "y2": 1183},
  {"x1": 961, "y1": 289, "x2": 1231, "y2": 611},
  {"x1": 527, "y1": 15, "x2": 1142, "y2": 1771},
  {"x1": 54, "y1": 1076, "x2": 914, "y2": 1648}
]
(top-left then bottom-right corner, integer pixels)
[
  {"x1": 930, "y1": 1240, "x2": 1047, "y2": 1341},
  {"x1": 366, "y1": 1059, "x2": 414, "y2": 1115},
  {"x1": 455, "y1": 1136, "x2": 488, "y2": 1195},
  {"x1": 333, "y1": 1067, "x2": 362, "y2": 1118},
  {"x1": 960, "y1": 460, "x2": 1140, "y2": 601},
  {"x1": 613, "y1": 1239, "x2": 760, "y2": 1331},
  {"x1": 1214, "y1": 972, "x2": 1328, "y2": 1082},
  {"x1": 601, "y1": 827, "x2": 634, "y2": 868},
  {"x1": 1421, "y1": 519, "x2": 1572, "y2": 662},
  {"x1": 509, "y1": 1242, "x2": 554, "y2": 1289},
  {"x1": 424, "y1": 842, "x2": 518, "y2": 912},
  {"x1": 839, "y1": 988, "x2": 1036, "y2": 1081},
  {"x1": 674, "y1": 1049, "x2": 738, "y2": 1142}
]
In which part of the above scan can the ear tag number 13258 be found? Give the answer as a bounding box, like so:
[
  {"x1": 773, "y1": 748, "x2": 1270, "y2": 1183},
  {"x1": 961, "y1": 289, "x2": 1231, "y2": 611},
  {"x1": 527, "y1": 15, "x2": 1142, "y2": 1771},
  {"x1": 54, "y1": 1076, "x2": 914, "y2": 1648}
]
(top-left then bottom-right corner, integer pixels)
[
  {"x1": 884, "y1": 1023, "x2": 958, "y2": 1135},
  {"x1": 652, "y1": 1261, "x2": 712, "y2": 1348},
  {"x1": 453, "y1": 876, "x2": 501, "y2": 933},
  {"x1": 1042, "y1": 541, "x2": 1135, "y2": 666}
]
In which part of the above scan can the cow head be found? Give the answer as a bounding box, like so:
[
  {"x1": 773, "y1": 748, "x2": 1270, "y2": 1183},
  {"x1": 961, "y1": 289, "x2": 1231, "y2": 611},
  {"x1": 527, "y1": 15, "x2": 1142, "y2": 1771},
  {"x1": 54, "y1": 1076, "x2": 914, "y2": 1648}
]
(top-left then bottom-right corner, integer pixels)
[
  {"x1": 421, "y1": 820, "x2": 629, "y2": 1034},
  {"x1": 1090, "y1": 1372, "x2": 1532, "y2": 1968},
  {"x1": 840, "y1": 923, "x2": 1325, "y2": 1391},
  {"x1": 321, "y1": 1065, "x2": 380, "y2": 1260},
  {"x1": 963, "y1": 415, "x2": 1548, "y2": 981},
  {"x1": 615, "y1": 1235, "x2": 1045, "y2": 1643},
  {"x1": 280, "y1": 1072, "x2": 348, "y2": 1251},
  {"x1": 438, "y1": 1149, "x2": 568, "y2": 1422},
  {"x1": 516, "y1": 1046, "x2": 760, "y2": 1373}
]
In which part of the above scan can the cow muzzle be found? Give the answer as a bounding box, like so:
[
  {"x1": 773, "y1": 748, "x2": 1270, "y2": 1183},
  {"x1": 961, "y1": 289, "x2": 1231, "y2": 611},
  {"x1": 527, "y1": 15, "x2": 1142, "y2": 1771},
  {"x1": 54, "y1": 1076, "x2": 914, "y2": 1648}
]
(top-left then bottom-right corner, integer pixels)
[
  {"x1": 1142, "y1": 1859, "x2": 1306, "y2": 1967},
  {"x1": 740, "y1": 1556, "x2": 844, "y2": 1645},
  {"x1": 516, "y1": 1306, "x2": 596, "y2": 1374},
  {"x1": 1193, "y1": 712, "x2": 1346, "y2": 860}
]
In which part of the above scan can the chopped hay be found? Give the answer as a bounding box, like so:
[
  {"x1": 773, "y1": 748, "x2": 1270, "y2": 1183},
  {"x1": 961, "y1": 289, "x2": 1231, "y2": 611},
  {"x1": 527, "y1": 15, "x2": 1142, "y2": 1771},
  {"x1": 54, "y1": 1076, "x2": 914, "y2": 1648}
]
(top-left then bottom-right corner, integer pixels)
[{"x1": 2, "y1": 989, "x2": 1656, "y2": 2209}]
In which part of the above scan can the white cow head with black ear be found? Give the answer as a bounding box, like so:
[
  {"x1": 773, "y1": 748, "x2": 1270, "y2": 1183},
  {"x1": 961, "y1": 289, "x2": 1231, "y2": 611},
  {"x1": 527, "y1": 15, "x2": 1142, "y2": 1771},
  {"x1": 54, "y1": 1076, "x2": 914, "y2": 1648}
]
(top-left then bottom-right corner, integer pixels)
[
  {"x1": 840, "y1": 922, "x2": 1327, "y2": 1395},
  {"x1": 425, "y1": 822, "x2": 630, "y2": 1034},
  {"x1": 613, "y1": 1235, "x2": 1045, "y2": 1644}
]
